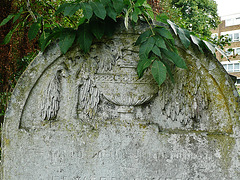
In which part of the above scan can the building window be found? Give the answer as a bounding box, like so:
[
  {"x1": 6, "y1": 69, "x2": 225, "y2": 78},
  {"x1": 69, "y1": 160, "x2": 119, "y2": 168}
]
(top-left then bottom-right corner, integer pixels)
[
  {"x1": 222, "y1": 62, "x2": 240, "y2": 72},
  {"x1": 228, "y1": 64, "x2": 233, "y2": 72},
  {"x1": 234, "y1": 33, "x2": 240, "y2": 42},
  {"x1": 225, "y1": 17, "x2": 240, "y2": 26},
  {"x1": 234, "y1": 63, "x2": 240, "y2": 71},
  {"x1": 236, "y1": 48, "x2": 240, "y2": 55},
  {"x1": 221, "y1": 31, "x2": 240, "y2": 42},
  {"x1": 226, "y1": 19, "x2": 234, "y2": 26},
  {"x1": 236, "y1": 78, "x2": 240, "y2": 85},
  {"x1": 225, "y1": 47, "x2": 240, "y2": 56}
]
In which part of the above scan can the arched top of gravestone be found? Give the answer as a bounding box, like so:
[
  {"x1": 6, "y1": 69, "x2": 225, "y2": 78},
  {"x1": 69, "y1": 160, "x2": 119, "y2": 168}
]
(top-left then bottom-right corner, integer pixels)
[
  {"x1": 2, "y1": 21, "x2": 240, "y2": 180},
  {"x1": 3, "y1": 21, "x2": 240, "y2": 138}
]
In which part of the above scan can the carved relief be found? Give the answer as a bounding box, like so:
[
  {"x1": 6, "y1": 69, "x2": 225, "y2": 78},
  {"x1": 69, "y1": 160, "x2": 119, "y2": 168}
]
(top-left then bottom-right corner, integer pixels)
[
  {"x1": 76, "y1": 77, "x2": 100, "y2": 119},
  {"x1": 40, "y1": 38, "x2": 158, "y2": 121},
  {"x1": 41, "y1": 70, "x2": 61, "y2": 121}
]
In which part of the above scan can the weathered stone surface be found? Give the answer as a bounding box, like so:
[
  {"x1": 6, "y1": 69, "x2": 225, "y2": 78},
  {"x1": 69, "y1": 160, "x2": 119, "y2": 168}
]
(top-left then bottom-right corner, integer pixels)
[{"x1": 1, "y1": 23, "x2": 240, "y2": 179}]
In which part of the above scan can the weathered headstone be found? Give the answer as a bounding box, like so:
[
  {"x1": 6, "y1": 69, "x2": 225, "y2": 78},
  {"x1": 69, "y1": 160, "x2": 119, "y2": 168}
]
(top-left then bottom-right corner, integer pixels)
[{"x1": 1, "y1": 23, "x2": 240, "y2": 179}]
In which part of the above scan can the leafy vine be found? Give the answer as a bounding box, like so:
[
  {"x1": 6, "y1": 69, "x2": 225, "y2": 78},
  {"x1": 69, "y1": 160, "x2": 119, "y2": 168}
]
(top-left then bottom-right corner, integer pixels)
[{"x1": 0, "y1": 0, "x2": 226, "y2": 86}]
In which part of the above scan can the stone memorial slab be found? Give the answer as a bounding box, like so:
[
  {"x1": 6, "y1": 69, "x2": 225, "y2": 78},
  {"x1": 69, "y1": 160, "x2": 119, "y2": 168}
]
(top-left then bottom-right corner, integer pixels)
[{"x1": 1, "y1": 23, "x2": 240, "y2": 179}]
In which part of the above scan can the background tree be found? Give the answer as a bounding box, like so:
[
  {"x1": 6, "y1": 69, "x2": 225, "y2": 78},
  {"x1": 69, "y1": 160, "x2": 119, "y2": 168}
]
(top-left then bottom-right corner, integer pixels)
[{"x1": 149, "y1": 0, "x2": 220, "y2": 38}]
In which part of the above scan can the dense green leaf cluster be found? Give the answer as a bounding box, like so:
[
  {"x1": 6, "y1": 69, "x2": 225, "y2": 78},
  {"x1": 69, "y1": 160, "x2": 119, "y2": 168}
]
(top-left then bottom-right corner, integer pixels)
[{"x1": 0, "y1": 0, "x2": 224, "y2": 86}]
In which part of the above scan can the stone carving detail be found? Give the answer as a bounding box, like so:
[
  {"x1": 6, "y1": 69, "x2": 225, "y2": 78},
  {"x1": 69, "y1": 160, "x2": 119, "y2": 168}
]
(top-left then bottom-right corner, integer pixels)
[
  {"x1": 76, "y1": 77, "x2": 100, "y2": 119},
  {"x1": 41, "y1": 70, "x2": 61, "y2": 120},
  {"x1": 157, "y1": 68, "x2": 209, "y2": 126}
]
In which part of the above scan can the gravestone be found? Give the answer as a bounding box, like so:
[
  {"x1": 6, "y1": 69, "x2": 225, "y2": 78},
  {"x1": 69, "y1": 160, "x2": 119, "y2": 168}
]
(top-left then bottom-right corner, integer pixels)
[{"x1": 1, "y1": 23, "x2": 240, "y2": 180}]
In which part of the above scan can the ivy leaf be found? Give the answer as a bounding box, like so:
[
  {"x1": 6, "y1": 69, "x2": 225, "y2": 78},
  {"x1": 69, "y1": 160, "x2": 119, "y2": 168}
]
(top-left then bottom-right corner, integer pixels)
[
  {"x1": 112, "y1": 0, "x2": 124, "y2": 14},
  {"x1": 152, "y1": 45, "x2": 162, "y2": 58},
  {"x1": 64, "y1": 3, "x2": 81, "y2": 17},
  {"x1": 177, "y1": 28, "x2": 190, "y2": 49},
  {"x1": 139, "y1": 36, "x2": 155, "y2": 58},
  {"x1": 77, "y1": 24, "x2": 93, "y2": 53},
  {"x1": 137, "y1": 57, "x2": 154, "y2": 78},
  {"x1": 151, "y1": 60, "x2": 167, "y2": 86},
  {"x1": 0, "y1": 15, "x2": 14, "y2": 26},
  {"x1": 154, "y1": 27, "x2": 174, "y2": 40},
  {"x1": 28, "y1": 22, "x2": 41, "y2": 41},
  {"x1": 90, "y1": 1, "x2": 106, "y2": 20},
  {"x1": 90, "y1": 20, "x2": 104, "y2": 39},
  {"x1": 106, "y1": 5, "x2": 117, "y2": 21},
  {"x1": 80, "y1": 2, "x2": 93, "y2": 20},
  {"x1": 135, "y1": 29, "x2": 152, "y2": 46},
  {"x1": 154, "y1": 35, "x2": 168, "y2": 50},
  {"x1": 162, "y1": 49, "x2": 187, "y2": 69},
  {"x1": 59, "y1": 29, "x2": 76, "y2": 54}
]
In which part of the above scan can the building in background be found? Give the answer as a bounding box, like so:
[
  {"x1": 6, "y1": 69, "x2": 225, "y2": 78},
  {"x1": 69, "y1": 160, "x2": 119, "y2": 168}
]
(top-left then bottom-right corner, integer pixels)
[{"x1": 211, "y1": 13, "x2": 240, "y2": 87}]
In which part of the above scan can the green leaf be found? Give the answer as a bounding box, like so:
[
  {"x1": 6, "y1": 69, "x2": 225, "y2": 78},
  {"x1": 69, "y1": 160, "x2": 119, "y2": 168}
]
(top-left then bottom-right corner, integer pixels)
[
  {"x1": 154, "y1": 35, "x2": 168, "y2": 50},
  {"x1": 2, "y1": 30, "x2": 14, "y2": 44},
  {"x1": 0, "y1": 15, "x2": 14, "y2": 26},
  {"x1": 203, "y1": 40, "x2": 215, "y2": 55},
  {"x1": 41, "y1": 28, "x2": 61, "y2": 52},
  {"x1": 190, "y1": 35, "x2": 203, "y2": 53},
  {"x1": 132, "y1": 7, "x2": 141, "y2": 23},
  {"x1": 162, "y1": 49, "x2": 187, "y2": 69},
  {"x1": 164, "y1": 39, "x2": 177, "y2": 53},
  {"x1": 90, "y1": 20, "x2": 104, "y2": 39},
  {"x1": 80, "y1": 2, "x2": 93, "y2": 20},
  {"x1": 177, "y1": 28, "x2": 190, "y2": 49},
  {"x1": 156, "y1": 14, "x2": 168, "y2": 24},
  {"x1": 151, "y1": 60, "x2": 167, "y2": 86},
  {"x1": 13, "y1": 13, "x2": 21, "y2": 23},
  {"x1": 135, "y1": 0, "x2": 146, "y2": 7},
  {"x1": 77, "y1": 24, "x2": 93, "y2": 53},
  {"x1": 135, "y1": 29, "x2": 152, "y2": 46},
  {"x1": 154, "y1": 27, "x2": 174, "y2": 40},
  {"x1": 2, "y1": 23, "x2": 19, "y2": 44},
  {"x1": 77, "y1": 17, "x2": 87, "y2": 26},
  {"x1": 161, "y1": 58, "x2": 175, "y2": 83},
  {"x1": 139, "y1": 36, "x2": 155, "y2": 58},
  {"x1": 101, "y1": 0, "x2": 111, "y2": 6},
  {"x1": 64, "y1": 3, "x2": 81, "y2": 17},
  {"x1": 152, "y1": 45, "x2": 162, "y2": 58},
  {"x1": 167, "y1": 20, "x2": 178, "y2": 35},
  {"x1": 142, "y1": 2, "x2": 154, "y2": 19},
  {"x1": 59, "y1": 29, "x2": 76, "y2": 54},
  {"x1": 113, "y1": 0, "x2": 124, "y2": 14},
  {"x1": 28, "y1": 22, "x2": 41, "y2": 41},
  {"x1": 55, "y1": 3, "x2": 69, "y2": 15},
  {"x1": 106, "y1": 5, "x2": 117, "y2": 21},
  {"x1": 90, "y1": 1, "x2": 106, "y2": 20},
  {"x1": 137, "y1": 57, "x2": 154, "y2": 78}
]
